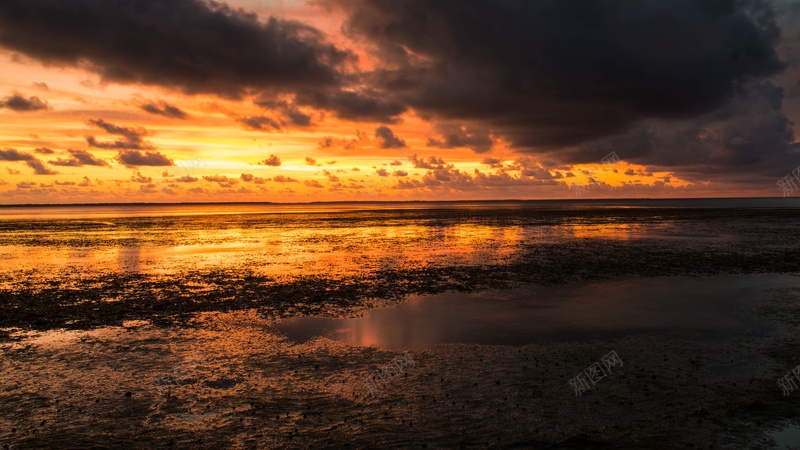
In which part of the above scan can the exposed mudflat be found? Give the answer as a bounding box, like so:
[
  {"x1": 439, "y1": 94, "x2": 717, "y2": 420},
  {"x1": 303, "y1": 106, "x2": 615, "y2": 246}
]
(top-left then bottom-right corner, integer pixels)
[
  {"x1": 2, "y1": 203, "x2": 800, "y2": 448},
  {"x1": 2, "y1": 278, "x2": 800, "y2": 449}
]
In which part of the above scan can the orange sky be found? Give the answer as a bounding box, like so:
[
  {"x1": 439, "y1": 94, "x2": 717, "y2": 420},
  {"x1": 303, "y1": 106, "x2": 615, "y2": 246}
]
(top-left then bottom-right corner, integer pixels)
[{"x1": 0, "y1": 0, "x2": 795, "y2": 204}]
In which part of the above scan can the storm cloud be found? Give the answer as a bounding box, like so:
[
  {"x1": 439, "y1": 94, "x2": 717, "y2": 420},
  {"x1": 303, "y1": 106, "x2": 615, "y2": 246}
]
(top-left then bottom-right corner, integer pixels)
[
  {"x1": 295, "y1": 88, "x2": 407, "y2": 123},
  {"x1": 0, "y1": 0, "x2": 350, "y2": 99},
  {"x1": 566, "y1": 80, "x2": 798, "y2": 180},
  {"x1": 325, "y1": 0, "x2": 789, "y2": 158},
  {"x1": 1, "y1": 0, "x2": 796, "y2": 185}
]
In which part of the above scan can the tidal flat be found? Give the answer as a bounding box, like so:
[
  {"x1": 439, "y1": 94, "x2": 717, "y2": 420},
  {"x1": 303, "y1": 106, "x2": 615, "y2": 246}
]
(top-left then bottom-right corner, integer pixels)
[{"x1": 2, "y1": 200, "x2": 800, "y2": 448}]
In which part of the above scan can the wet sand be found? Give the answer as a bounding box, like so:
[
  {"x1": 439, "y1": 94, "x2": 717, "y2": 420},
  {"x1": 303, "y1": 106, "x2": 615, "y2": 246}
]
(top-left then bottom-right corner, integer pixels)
[{"x1": 2, "y1": 202, "x2": 800, "y2": 448}]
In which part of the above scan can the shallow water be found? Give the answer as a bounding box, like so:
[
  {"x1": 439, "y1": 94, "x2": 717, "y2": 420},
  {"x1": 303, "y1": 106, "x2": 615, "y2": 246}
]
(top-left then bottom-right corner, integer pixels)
[
  {"x1": 770, "y1": 424, "x2": 800, "y2": 449},
  {"x1": 273, "y1": 274, "x2": 796, "y2": 348},
  {"x1": 2, "y1": 200, "x2": 800, "y2": 333},
  {"x1": 1, "y1": 199, "x2": 798, "y2": 292}
]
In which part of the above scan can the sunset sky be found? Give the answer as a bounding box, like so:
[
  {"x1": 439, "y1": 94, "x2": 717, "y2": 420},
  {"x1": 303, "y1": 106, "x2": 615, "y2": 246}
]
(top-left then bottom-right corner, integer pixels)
[{"x1": 0, "y1": 0, "x2": 799, "y2": 204}]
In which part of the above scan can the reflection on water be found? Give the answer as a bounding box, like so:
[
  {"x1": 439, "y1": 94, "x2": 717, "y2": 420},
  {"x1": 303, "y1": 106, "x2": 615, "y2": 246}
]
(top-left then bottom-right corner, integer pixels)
[
  {"x1": 770, "y1": 424, "x2": 800, "y2": 449},
  {"x1": 118, "y1": 240, "x2": 142, "y2": 274},
  {"x1": 274, "y1": 275, "x2": 798, "y2": 348},
  {"x1": 2, "y1": 198, "x2": 800, "y2": 220},
  {"x1": 2, "y1": 200, "x2": 792, "y2": 289}
]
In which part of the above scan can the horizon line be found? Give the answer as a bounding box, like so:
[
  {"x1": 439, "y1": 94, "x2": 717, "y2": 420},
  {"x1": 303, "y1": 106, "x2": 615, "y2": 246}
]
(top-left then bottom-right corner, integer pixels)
[{"x1": 0, "y1": 196, "x2": 795, "y2": 208}]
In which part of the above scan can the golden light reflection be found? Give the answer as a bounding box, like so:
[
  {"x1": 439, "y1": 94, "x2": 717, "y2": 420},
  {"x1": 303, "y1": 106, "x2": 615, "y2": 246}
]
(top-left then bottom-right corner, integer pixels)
[{"x1": 565, "y1": 223, "x2": 638, "y2": 240}]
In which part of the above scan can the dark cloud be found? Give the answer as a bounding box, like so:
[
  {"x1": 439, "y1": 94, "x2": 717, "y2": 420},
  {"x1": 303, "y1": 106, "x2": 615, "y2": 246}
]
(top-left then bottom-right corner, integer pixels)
[
  {"x1": 117, "y1": 150, "x2": 174, "y2": 167},
  {"x1": 240, "y1": 173, "x2": 267, "y2": 184},
  {"x1": 0, "y1": 0, "x2": 794, "y2": 186},
  {"x1": 427, "y1": 124, "x2": 493, "y2": 153},
  {"x1": 375, "y1": 125, "x2": 406, "y2": 149},
  {"x1": 305, "y1": 157, "x2": 319, "y2": 166},
  {"x1": 0, "y1": 92, "x2": 49, "y2": 111},
  {"x1": 304, "y1": 179, "x2": 324, "y2": 188},
  {"x1": 409, "y1": 154, "x2": 448, "y2": 169},
  {"x1": 34, "y1": 147, "x2": 55, "y2": 154},
  {"x1": 0, "y1": 148, "x2": 34, "y2": 162},
  {"x1": 175, "y1": 175, "x2": 199, "y2": 183},
  {"x1": 140, "y1": 101, "x2": 188, "y2": 119},
  {"x1": 237, "y1": 115, "x2": 281, "y2": 131},
  {"x1": 87, "y1": 119, "x2": 152, "y2": 150},
  {"x1": 25, "y1": 159, "x2": 58, "y2": 175},
  {"x1": 0, "y1": 148, "x2": 58, "y2": 174},
  {"x1": 273, "y1": 175, "x2": 298, "y2": 182},
  {"x1": 139, "y1": 183, "x2": 158, "y2": 193},
  {"x1": 326, "y1": 0, "x2": 788, "y2": 158},
  {"x1": 49, "y1": 149, "x2": 110, "y2": 167},
  {"x1": 254, "y1": 99, "x2": 313, "y2": 126},
  {"x1": 317, "y1": 134, "x2": 363, "y2": 150},
  {"x1": 130, "y1": 171, "x2": 152, "y2": 183},
  {"x1": 203, "y1": 175, "x2": 233, "y2": 183},
  {"x1": 89, "y1": 119, "x2": 144, "y2": 141},
  {"x1": 203, "y1": 174, "x2": 238, "y2": 187},
  {"x1": 322, "y1": 170, "x2": 339, "y2": 182},
  {"x1": 295, "y1": 88, "x2": 406, "y2": 123},
  {"x1": 0, "y1": 0, "x2": 350, "y2": 99},
  {"x1": 283, "y1": 107, "x2": 312, "y2": 126},
  {"x1": 258, "y1": 155, "x2": 282, "y2": 166},
  {"x1": 566, "y1": 81, "x2": 797, "y2": 181}
]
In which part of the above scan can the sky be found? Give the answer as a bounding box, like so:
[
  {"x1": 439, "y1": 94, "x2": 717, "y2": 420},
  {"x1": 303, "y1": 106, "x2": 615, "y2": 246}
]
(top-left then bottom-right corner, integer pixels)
[{"x1": 0, "y1": 0, "x2": 799, "y2": 204}]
